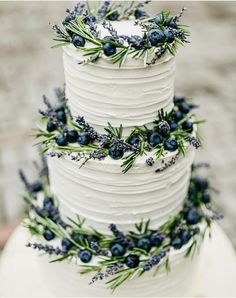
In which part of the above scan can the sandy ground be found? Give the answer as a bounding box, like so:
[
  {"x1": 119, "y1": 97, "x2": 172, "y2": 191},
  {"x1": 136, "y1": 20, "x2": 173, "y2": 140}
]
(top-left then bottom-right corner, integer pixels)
[{"x1": 0, "y1": 2, "x2": 235, "y2": 246}]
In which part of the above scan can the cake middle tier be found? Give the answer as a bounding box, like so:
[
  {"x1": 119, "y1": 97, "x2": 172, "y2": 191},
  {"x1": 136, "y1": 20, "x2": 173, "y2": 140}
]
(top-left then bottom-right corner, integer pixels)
[
  {"x1": 63, "y1": 21, "x2": 176, "y2": 135},
  {"x1": 48, "y1": 147, "x2": 195, "y2": 234}
]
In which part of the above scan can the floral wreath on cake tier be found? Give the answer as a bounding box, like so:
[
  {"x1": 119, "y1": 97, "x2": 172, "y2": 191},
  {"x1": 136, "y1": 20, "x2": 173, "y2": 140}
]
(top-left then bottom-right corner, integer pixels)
[
  {"x1": 36, "y1": 87, "x2": 204, "y2": 173},
  {"x1": 52, "y1": 1, "x2": 190, "y2": 65},
  {"x1": 19, "y1": 158, "x2": 222, "y2": 291}
]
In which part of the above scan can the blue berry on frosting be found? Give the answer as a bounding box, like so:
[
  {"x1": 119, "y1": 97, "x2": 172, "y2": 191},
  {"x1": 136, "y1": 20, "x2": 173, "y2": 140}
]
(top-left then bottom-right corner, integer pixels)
[
  {"x1": 66, "y1": 130, "x2": 78, "y2": 143},
  {"x1": 55, "y1": 135, "x2": 68, "y2": 146},
  {"x1": 164, "y1": 28, "x2": 175, "y2": 43},
  {"x1": 125, "y1": 254, "x2": 140, "y2": 268},
  {"x1": 171, "y1": 237, "x2": 182, "y2": 249},
  {"x1": 61, "y1": 238, "x2": 73, "y2": 252},
  {"x1": 72, "y1": 34, "x2": 85, "y2": 48},
  {"x1": 182, "y1": 120, "x2": 193, "y2": 132},
  {"x1": 46, "y1": 121, "x2": 57, "y2": 132},
  {"x1": 148, "y1": 132, "x2": 163, "y2": 147},
  {"x1": 110, "y1": 243, "x2": 126, "y2": 257},
  {"x1": 150, "y1": 232, "x2": 164, "y2": 246},
  {"x1": 107, "y1": 10, "x2": 119, "y2": 21},
  {"x1": 78, "y1": 249, "x2": 92, "y2": 263},
  {"x1": 78, "y1": 132, "x2": 90, "y2": 145},
  {"x1": 164, "y1": 137, "x2": 178, "y2": 152},
  {"x1": 137, "y1": 237, "x2": 152, "y2": 252},
  {"x1": 185, "y1": 209, "x2": 201, "y2": 225},
  {"x1": 147, "y1": 29, "x2": 165, "y2": 46},
  {"x1": 109, "y1": 145, "x2": 124, "y2": 160},
  {"x1": 103, "y1": 43, "x2": 117, "y2": 56},
  {"x1": 128, "y1": 135, "x2": 141, "y2": 146},
  {"x1": 43, "y1": 229, "x2": 55, "y2": 241}
]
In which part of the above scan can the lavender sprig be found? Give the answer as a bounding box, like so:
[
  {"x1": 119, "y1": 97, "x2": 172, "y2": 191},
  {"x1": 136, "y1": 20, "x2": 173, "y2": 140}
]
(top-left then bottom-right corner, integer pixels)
[
  {"x1": 90, "y1": 263, "x2": 124, "y2": 284},
  {"x1": 76, "y1": 116, "x2": 99, "y2": 140},
  {"x1": 97, "y1": 1, "x2": 111, "y2": 20},
  {"x1": 26, "y1": 242, "x2": 67, "y2": 256},
  {"x1": 143, "y1": 247, "x2": 170, "y2": 271},
  {"x1": 188, "y1": 136, "x2": 201, "y2": 149}
]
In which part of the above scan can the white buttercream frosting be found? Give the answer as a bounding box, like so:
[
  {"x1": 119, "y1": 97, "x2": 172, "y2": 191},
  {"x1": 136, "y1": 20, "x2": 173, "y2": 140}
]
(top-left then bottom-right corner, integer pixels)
[
  {"x1": 63, "y1": 20, "x2": 176, "y2": 135},
  {"x1": 48, "y1": 147, "x2": 195, "y2": 234}
]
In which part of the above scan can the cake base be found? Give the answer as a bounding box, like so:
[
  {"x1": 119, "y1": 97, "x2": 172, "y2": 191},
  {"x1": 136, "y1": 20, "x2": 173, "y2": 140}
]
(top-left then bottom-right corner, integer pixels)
[{"x1": 0, "y1": 223, "x2": 236, "y2": 297}]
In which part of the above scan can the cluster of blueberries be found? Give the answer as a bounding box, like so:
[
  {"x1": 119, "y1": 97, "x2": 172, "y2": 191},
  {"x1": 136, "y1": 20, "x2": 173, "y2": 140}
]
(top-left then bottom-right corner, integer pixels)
[
  {"x1": 45, "y1": 96, "x2": 195, "y2": 161},
  {"x1": 63, "y1": 11, "x2": 180, "y2": 57},
  {"x1": 27, "y1": 173, "x2": 209, "y2": 268},
  {"x1": 46, "y1": 104, "x2": 91, "y2": 147}
]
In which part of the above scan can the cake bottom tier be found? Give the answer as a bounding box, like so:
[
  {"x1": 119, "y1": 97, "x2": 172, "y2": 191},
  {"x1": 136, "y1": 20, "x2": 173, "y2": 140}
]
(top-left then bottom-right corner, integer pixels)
[
  {"x1": 1, "y1": 224, "x2": 236, "y2": 297},
  {"x1": 37, "y1": 241, "x2": 198, "y2": 297}
]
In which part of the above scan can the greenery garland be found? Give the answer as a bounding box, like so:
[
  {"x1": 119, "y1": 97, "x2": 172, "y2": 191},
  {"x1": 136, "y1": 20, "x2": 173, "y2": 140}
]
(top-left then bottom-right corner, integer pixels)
[
  {"x1": 20, "y1": 159, "x2": 222, "y2": 291},
  {"x1": 35, "y1": 88, "x2": 204, "y2": 173},
  {"x1": 52, "y1": 1, "x2": 190, "y2": 66}
]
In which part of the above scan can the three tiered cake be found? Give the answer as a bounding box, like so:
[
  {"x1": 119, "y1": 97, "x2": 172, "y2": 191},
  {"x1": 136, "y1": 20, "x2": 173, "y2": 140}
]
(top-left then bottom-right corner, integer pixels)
[{"x1": 19, "y1": 2, "x2": 222, "y2": 297}]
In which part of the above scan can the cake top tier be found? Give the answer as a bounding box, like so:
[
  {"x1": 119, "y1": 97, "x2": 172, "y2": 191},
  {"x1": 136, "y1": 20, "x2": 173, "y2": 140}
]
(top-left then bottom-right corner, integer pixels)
[{"x1": 52, "y1": 1, "x2": 189, "y2": 66}]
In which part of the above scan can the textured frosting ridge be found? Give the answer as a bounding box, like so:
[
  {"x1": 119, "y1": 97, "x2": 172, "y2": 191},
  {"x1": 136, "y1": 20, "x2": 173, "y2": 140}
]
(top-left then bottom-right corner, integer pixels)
[{"x1": 48, "y1": 147, "x2": 195, "y2": 234}]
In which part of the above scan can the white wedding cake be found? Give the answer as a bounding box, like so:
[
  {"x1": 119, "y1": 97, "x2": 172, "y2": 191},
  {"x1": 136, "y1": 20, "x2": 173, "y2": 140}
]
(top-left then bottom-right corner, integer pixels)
[{"x1": 17, "y1": 2, "x2": 223, "y2": 297}]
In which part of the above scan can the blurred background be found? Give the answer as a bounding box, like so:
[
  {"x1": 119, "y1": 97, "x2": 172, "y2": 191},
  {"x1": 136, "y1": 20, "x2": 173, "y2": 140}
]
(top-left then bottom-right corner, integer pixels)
[{"x1": 0, "y1": 1, "x2": 235, "y2": 250}]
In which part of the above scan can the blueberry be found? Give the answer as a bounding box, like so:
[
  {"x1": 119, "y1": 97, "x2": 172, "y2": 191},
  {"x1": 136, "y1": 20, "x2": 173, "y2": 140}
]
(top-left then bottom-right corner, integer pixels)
[
  {"x1": 107, "y1": 10, "x2": 119, "y2": 21},
  {"x1": 66, "y1": 130, "x2": 78, "y2": 143},
  {"x1": 30, "y1": 181, "x2": 43, "y2": 193},
  {"x1": 110, "y1": 243, "x2": 126, "y2": 257},
  {"x1": 171, "y1": 237, "x2": 182, "y2": 249},
  {"x1": 164, "y1": 137, "x2": 178, "y2": 152},
  {"x1": 182, "y1": 120, "x2": 193, "y2": 132},
  {"x1": 62, "y1": 15, "x2": 72, "y2": 25},
  {"x1": 43, "y1": 196, "x2": 54, "y2": 210},
  {"x1": 169, "y1": 121, "x2": 178, "y2": 132},
  {"x1": 54, "y1": 104, "x2": 65, "y2": 113},
  {"x1": 202, "y1": 193, "x2": 211, "y2": 204},
  {"x1": 180, "y1": 230, "x2": 191, "y2": 245},
  {"x1": 172, "y1": 111, "x2": 183, "y2": 122},
  {"x1": 72, "y1": 34, "x2": 85, "y2": 48},
  {"x1": 173, "y1": 95, "x2": 185, "y2": 104},
  {"x1": 61, "y1": 238, "x2": 73, "y2": 252},
  {"x1": 125, "y1": 254, "x2": 140, "y2": 268},
  {"x1": 164, "y1": 28, "x2": 175, "y2": 43},
  {"x1": 153, "y1": 16, "x2": 161, "y2": 24},
  {"x1": 55, "y1": 135, "x2": 68, "y2": 146},
  {"x1": 168, "y1": 20, "x2": 177, "y2": 29},
  {"x1": 136, "y1": 237, "x2": 152, "y2": 252},
  {"x1": 150, "y1": 232, "x2": 164, "y2": 246},
  {"x1": 43, "y1": 229, "x2": 55, "y2": 241},
  {"x1": 147, "y1": 29, "x2": 165, "y2": 46},
  {"x1": 179, "y1": 102, "x2": 191, "y2": 114},
  {"x1": 134, "y1": 9, "x2": 147, "y2": 19},
  {"x1": 103, "y1": 43, "x2": 117, "y2": 56},
  {"x1": 56, "y1": 111, "x2": 67, "y2": 124},
  {"x1": 103, "y1": 36, "x2": 115, "y2": 42},
  {"x1": 148, "y1": 132, "x2": 163, "y2": 147},
  {"x1": 185, "y1": 209, "x2": 201, "y2": 225},
  {"x1": 78, "y1": 132, "x2": 90, "y2": 145},
  {"x1": 78, "y1": 249, "x2": 92, "y2": 263},
  {"x1": 108, "y1": 145, "x2": 124, "y2": 160},
  {"x1": 84, "y1": 15, "x2": 96, "y2": 23},
  {"x1": 194, "y1": 176, "x2": 209, "y2": 191},
  {"x1": 46, "y1": 121, "x2": 57, "y2": 132},
  {"x1": 128, "y1": 135, "x2": 141, "y2": 146}
]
